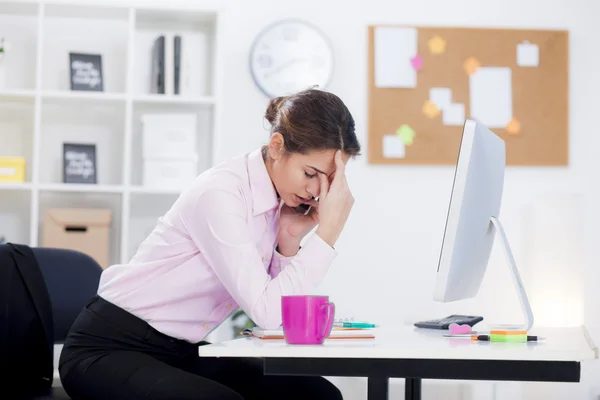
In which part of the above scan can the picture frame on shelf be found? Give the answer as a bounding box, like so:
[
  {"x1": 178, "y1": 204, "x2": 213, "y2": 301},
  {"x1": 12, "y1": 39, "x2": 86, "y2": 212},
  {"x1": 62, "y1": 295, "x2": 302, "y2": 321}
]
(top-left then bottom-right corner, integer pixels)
[
  {"x1": 69, "y1": 52, "x2": 104, "y2": 92},
  {"x1": 63, "y1": 142, "x2": 97, "y2": 184}
]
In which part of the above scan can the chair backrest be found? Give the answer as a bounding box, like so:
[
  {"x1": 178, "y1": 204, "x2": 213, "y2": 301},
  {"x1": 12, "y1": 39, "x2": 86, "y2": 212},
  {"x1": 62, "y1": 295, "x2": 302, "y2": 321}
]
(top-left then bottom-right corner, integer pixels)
[{"x1": 32, "y1": 247, "x2": 103, "y2": 342}]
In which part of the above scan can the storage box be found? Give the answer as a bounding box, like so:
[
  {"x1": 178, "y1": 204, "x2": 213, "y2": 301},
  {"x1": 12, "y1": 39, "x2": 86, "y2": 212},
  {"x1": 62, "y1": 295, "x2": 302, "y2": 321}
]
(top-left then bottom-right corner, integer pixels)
[
  {"x1": 143, "y1": 156, "x2": 198, "y2": 189},
  {"x1": 42, "y1": 208, "x2": 112, "y2": 269},
  {"x1": 0, "y1": 156, "x2": 26, "y2": 183},
  {"x1": 141, "y1": 113, "x2": 197, "y2": 159}
]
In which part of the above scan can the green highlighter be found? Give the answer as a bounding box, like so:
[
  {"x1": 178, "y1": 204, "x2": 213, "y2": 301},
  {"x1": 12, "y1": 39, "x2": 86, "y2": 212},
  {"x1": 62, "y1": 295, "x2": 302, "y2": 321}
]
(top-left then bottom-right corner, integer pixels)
[
  {"x1": 489, "y1": 334, "x2": 527, "y2": 342},
  {"x1": 480, "y1": 334, "x2": 542, "y2": 342}
]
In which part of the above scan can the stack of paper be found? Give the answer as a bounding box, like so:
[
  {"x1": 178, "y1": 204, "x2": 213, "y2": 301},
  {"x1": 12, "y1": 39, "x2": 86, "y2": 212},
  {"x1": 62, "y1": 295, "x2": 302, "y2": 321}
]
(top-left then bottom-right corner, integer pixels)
[{"x1": 242, "y1": 327, "x2": 376, "y2": 340}]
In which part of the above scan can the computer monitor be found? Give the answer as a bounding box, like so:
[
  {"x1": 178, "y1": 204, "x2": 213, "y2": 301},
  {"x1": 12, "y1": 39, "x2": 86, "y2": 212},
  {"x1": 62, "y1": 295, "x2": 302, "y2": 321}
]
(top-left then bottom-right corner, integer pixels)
[{"x1": 433, "y1": 119, "x2": 534, "y2": 331}]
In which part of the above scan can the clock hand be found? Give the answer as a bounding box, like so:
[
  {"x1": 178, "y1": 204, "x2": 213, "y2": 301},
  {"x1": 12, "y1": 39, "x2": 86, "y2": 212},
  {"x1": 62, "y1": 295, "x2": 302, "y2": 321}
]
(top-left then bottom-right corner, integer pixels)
[{"x1": 263, "y1": 57, "x2": 307, "y2": 79}]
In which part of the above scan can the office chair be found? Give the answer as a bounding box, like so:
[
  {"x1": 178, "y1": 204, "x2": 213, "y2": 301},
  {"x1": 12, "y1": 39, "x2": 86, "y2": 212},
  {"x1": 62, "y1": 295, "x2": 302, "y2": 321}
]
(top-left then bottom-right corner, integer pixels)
[{"x1": 2, "y1": 246, "x2": 103, "y2": 400}]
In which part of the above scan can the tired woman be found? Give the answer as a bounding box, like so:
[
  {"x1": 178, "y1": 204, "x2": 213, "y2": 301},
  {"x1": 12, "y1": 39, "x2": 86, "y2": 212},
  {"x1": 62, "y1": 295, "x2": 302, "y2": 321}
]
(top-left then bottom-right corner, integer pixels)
[{"x1": 59, "y1": 88, "x2": 361, "y2": 400}]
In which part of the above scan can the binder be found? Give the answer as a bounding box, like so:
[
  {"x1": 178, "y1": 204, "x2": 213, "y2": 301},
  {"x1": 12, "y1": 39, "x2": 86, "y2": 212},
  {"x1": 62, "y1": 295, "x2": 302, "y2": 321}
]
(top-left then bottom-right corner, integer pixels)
[{"x1": 150, "y1": 35, "x2": 165, "y2": 94}]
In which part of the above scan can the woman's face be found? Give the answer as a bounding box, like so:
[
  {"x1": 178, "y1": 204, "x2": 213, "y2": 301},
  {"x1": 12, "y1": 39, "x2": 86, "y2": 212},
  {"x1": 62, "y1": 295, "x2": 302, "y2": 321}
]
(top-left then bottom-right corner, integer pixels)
[{"x1": 266, "y1": 134, "x2": 350, "y2": 207}]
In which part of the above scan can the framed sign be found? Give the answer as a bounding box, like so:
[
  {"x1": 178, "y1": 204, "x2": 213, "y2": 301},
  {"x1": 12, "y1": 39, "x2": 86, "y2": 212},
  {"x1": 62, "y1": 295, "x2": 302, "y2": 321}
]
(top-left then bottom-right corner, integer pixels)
[
  {"x1": 63, "y1": 143, "x2": 97, "y2": 184},
  {"x1": 69, "y1": 52, "x2": 104, "y2": 91}
]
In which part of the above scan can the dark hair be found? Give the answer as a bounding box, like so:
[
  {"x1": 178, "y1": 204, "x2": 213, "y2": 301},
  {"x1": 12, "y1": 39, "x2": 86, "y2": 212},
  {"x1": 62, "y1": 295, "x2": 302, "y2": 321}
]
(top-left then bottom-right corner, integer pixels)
[{"x1": 264, "y1": 88, "x2": 361, "y2": 156}]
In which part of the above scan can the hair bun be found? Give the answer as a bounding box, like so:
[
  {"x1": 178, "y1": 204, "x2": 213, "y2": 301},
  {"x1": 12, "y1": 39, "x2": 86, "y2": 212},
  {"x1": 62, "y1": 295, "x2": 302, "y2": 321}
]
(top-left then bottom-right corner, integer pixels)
[{"x1": 265, "y1": 95, "x2": 288, "y2": 125}]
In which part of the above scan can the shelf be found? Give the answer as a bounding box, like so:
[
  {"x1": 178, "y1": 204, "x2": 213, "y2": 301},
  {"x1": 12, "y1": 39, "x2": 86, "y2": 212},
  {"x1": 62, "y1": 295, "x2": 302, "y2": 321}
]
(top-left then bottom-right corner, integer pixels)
[
  {"x1": 0, "y1": 0, "x2": 222, "y2": 263},
  {"x1": 41, "y1": 6, "x2": 129, "y2": 93},
  {"x1": 42, "y1": 91, "x2": 127, "y2": 103},
  {"x1": 0, "y1": 2, "x2": 38, "y2": 17},
  {"x1": 0, "y1": 99, "x2": 35, "y2": 182},
  {"x1": 133, "y1": 7, "x2": 215, "y2": 98},
  {"x1": 0, "y1": 4, "x2": 39, "y2": 91},
  {"x1": 44, "y1": 3, "x2": 129, "y2": 21},
  {"x1": 129, "y1": 186, "x2": 183, "y2": 195},
  {"x1": 38, "y1": 183, "x2": 124, "y2": 193},
  {"x1": 39, "y1": 99, "x2": 125, "y2": 186},
  {"x1": 135, "y1": 7, "x2": 218, "y2": 27},
  {"x1": 133, "y1": 94, "x2": 215, "y2": 106},
  {"x1": 0, "y1": 90, "x2": 36, "y2": 103},
  {"x1": 0, "y1": 182, "x2": 33, "y2": 191}
]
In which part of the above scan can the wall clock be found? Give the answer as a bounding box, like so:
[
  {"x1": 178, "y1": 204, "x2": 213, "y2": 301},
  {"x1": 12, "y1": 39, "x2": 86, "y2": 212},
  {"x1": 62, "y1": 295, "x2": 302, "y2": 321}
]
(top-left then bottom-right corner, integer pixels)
[{"x1": 249, "y1": 19, "x2": 334, "y2": 98}]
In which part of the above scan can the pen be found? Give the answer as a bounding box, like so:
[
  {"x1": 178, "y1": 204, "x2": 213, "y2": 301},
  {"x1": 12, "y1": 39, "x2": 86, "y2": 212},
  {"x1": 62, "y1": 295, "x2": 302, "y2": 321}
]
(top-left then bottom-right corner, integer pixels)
[
  {"x1": 334, "y1": 322, "x2": 378, "y2": 328},
  {"x1": 472, "y1": 334, "x2": 544, "y2": 342}
]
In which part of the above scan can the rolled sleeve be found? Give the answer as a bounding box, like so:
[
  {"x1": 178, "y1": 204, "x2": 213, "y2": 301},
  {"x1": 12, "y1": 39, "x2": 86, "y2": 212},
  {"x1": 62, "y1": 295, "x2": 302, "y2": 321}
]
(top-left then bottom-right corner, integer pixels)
[{"x1": 181, "y1": 187, "x2": 338, "y2": 330}]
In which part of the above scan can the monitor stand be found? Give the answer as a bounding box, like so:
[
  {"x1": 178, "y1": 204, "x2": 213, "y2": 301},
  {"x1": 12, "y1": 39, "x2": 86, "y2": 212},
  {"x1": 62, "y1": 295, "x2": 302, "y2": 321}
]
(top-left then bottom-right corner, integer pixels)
[{"x1": 489, "y1": 216, "x2": 534, "y2": 331}]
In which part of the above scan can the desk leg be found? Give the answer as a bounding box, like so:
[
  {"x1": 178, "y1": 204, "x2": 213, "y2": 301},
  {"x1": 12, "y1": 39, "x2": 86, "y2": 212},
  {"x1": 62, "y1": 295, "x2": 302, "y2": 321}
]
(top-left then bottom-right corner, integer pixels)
[
  {"x1": 367, "y1": 376, "x2": 388, "y2": 400},
  {"x1": 405, "y1": 378, "x2": 422, "y2": 400}
]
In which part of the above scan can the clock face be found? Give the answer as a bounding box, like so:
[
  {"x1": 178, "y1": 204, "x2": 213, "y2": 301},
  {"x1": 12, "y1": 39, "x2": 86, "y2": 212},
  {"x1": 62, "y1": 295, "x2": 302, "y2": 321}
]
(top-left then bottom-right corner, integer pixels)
[{"x1": 249, "y1": 20, "x2": 334, "y2": 98}]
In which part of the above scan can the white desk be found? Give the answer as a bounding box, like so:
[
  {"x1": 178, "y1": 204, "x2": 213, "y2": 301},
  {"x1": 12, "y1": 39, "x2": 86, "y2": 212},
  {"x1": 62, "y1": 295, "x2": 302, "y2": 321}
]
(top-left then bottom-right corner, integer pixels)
[{"x1": 198, "y1": 326, "x2": 598, "y2": 400}]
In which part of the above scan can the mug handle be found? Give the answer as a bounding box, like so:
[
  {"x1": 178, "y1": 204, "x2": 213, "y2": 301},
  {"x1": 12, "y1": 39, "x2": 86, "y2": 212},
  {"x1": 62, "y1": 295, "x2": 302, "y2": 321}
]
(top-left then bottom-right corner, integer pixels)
[{"x1": 319, "y1": 302, "x2": 336, "y2": 341}]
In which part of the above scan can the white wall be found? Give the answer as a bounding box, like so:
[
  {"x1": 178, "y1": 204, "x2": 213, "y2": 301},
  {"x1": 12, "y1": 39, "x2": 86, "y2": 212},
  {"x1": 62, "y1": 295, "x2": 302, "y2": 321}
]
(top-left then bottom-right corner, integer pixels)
[
  {"x1": 212, "y1": 0, "x2": 600, "y2": 398},
  {"x1": 71, "y1": 0, "x2": 600, "y2": 398}
]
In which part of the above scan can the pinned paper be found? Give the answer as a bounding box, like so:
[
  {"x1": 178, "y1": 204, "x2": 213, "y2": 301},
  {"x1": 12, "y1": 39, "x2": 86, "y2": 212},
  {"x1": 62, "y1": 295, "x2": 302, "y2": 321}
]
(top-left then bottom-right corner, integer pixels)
[
  {"x1": 429, "y1": 88, "x2": 452, "y2": 111},
  {"x1": 396, "y1": 124, "x2": 416, "y2": 145},
  {"x1": 463, "y1": 56, "x2": 481, "y2": 75},
  {"x1": 374, "y1": 27, "x2": 418, "y2": 88},
  {"x1": 469, "y1": 67, "x2": 513, "y2": 128},
  {"x1": 410, "y1": 54, "x2": 424, "y2": 71},
  {"x1": 383, "y1": 135, "x2": 405, "y2": 158},
  {"x1": 428, "y1": 35, "x2": 446, "y2": 55},
  {"x1": 506, "y1": 118, "x2": 521, "y2": 135},
  {"x1": 517, "y1": 41, "x2": 539, "y2": 67},
  {"x1": 422, "y1": 100, "x2": 440, "y2": 119},
  {"x1": 442, "y1": 103, "x2": 465, "y2": 126}
]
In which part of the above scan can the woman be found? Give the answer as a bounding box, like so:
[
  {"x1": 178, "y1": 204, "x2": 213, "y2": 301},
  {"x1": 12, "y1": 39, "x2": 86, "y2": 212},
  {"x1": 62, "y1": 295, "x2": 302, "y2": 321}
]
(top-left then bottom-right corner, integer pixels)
[{"x1": 58, "y1": 88, "x2": 361, "y2": 400}]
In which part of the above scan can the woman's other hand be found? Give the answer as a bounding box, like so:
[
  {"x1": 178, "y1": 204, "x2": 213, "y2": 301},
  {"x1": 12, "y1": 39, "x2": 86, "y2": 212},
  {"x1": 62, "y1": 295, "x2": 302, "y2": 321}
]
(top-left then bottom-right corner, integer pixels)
[{"x1": 315, "y1": 150, "x2": 354, "y2": 248}]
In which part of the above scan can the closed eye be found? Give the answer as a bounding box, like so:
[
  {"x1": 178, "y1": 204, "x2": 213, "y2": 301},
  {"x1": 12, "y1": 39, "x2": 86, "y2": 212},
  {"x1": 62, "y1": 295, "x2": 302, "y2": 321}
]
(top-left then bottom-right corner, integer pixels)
[{"x1": 304, "y1": 171, "x2": 316, "y2": 178}]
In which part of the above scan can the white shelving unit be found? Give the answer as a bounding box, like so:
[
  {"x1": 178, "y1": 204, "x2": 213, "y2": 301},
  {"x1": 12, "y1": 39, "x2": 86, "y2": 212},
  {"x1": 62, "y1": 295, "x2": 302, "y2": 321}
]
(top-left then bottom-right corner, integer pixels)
[{"x1": 0, "y1": 0, "x2": 223, "y2": 265}]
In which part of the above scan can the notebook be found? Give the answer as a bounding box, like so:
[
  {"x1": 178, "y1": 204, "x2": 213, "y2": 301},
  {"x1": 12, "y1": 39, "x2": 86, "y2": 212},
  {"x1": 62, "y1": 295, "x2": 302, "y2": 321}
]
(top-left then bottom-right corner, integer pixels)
[{"x1": 241, "y1": 327, "x2": 376, "y2": 340}]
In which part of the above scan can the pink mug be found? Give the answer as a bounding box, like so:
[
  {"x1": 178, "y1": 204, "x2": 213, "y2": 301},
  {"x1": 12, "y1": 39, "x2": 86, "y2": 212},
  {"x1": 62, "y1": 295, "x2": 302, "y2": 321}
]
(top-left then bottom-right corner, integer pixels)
[{"x1": 281, "y1": 295, "x2": 335, "y2": 345}]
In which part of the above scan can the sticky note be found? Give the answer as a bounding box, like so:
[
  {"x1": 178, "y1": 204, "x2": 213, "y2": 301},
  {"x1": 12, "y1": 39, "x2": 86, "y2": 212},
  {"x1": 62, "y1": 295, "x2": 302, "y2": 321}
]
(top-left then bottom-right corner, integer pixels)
[
  {"x1": 383, "y1": 135, "x2": 405, "y2": 158},
  {"x1": 463, "y1": 56, "x2": 481, "y2": 75},
  {"x1": 429, "y1": 87, "x2": 452, "y2": 111},
  {"x1": 517, "y1": 41, "x2": 539, "y2": 67},
  {"x1": 410, "y1": 54, "x2": 423, "y2": 71},
  {"x1": 442, "y1": 103, "x2": 465, "y2": 126},
  {"x1": 396, "y1": 124, "x2": 416, "y2": 145},
  {"x1": 428, "y1": 35, "x2": 446, "y2": 55},
  {"x1": 449, "y1": 323, "x2": 472, "y2": 335},
  {"x1": 506, "y1": 118, "x2": 521, "y2": 135},
  {"x1": 374, "y1": 27, "x2": 418, "y2": 88},
  {"x1": 469, "y1": 67, "x2": 513, "y2": 128},
  {"x1": 422, "y1": 100, "x2": 440, "y2": 118}
]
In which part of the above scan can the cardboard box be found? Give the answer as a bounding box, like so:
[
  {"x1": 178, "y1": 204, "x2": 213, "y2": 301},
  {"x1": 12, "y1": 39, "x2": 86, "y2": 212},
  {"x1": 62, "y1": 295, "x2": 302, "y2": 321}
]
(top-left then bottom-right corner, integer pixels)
[
  {"x1": 143, "y1": 155, "x2": 197, "y2": 189},
  {"x1": 141, "y1": 113, "x2": 197, "y2": 159},
  {"x1": 43, "y1": 208, "x2": 112, "y2": 269}
]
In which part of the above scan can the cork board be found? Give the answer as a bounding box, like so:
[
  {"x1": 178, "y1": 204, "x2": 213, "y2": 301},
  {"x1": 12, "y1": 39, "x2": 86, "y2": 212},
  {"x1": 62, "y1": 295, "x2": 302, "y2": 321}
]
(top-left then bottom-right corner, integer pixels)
[{"x1": 367, "y1": 26, "x2": 569, "y2": 166}]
